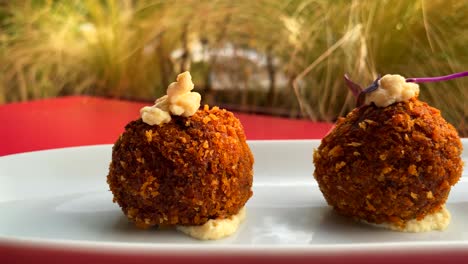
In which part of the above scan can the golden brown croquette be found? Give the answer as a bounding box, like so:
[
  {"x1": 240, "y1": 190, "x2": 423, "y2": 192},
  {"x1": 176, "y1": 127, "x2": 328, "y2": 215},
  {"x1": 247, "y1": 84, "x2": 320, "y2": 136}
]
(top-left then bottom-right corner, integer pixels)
[
  {"x1": 107, "y1": 105, "x2": 253, "y2": 228},
  {"x1": 313, "y1": 98, "x2": 463, "y2": 227}
]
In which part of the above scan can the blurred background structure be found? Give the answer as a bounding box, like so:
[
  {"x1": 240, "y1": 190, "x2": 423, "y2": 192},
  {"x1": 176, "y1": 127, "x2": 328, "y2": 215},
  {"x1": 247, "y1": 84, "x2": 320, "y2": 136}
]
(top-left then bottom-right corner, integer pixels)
[{"x1": 0, "y1": 0, "x2": 466, "y2": 135}]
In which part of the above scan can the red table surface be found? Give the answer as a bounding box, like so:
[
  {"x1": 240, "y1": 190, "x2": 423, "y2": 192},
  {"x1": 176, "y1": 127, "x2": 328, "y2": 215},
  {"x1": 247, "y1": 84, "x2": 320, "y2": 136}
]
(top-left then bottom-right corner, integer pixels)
[{"x1": 0, "y1": 96, "x2": 332, "y2": 156}]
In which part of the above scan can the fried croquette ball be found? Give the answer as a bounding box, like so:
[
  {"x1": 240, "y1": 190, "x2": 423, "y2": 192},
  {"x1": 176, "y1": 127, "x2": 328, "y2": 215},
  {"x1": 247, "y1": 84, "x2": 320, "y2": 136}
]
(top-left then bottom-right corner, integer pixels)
[
  {"x1": 107, "y1": 106, "x2": 253, "y2": 228},
  {"x1": 313, "y1": 98, "x2": 463, "y2": 227}
]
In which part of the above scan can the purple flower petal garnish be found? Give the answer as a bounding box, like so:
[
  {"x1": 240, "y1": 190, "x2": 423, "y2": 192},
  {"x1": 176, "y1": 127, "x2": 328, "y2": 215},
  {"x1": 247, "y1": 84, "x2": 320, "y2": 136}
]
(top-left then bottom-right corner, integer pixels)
[{"x1": 406, "y1": 71, "x2": 468, "y2": 83}]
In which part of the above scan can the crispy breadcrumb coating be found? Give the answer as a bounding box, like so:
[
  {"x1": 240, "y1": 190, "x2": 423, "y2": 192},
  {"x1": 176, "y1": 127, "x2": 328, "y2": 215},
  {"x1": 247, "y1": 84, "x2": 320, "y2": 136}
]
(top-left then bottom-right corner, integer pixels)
[
  {"x1": 313, "y1": 98, "x2": 463, "y2": 227},
  {"x1": 107, "y1": 106, "x2": 253, "y2": 228}
]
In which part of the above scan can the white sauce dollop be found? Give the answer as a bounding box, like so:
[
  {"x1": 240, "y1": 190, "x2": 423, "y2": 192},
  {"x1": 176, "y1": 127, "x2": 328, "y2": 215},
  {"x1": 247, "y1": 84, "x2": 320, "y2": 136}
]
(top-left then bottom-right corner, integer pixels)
[
  {"x1": 177, "y1": 207, "x2": 246, "y2": 240},
  {"x1": 365, "y1": 74, "x2": 420, "y2": 107},
  {"x1": 369, "y1": 206, "x2": 450, "y2": 233},
  {"x1": 140, "y1": 71, "x2": 201, "y2": 125}
]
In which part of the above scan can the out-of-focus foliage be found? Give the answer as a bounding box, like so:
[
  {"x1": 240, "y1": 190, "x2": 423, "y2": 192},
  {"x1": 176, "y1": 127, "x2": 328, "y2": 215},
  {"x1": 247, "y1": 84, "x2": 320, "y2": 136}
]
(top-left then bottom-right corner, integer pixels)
[{"x1": 0, "y1": 0, "x2": 466, "y2": 134}]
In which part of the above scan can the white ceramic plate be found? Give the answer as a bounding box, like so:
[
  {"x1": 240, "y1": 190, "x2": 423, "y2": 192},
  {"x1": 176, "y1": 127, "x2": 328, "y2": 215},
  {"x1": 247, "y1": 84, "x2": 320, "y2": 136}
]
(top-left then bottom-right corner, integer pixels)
[{"x1": 1, "y1": 140, "x2": 467, "y2": 261}]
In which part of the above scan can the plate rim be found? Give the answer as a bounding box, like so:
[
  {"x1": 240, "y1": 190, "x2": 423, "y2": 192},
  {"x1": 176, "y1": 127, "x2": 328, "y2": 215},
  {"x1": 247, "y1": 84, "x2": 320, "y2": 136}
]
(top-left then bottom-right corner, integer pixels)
[{"x1": 2, "y1": 235, "x2": 468, "y2": 255}]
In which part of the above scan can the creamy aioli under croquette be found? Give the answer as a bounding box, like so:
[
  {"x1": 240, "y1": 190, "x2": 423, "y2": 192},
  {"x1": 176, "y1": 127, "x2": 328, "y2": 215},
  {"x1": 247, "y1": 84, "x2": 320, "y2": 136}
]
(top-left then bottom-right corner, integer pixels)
[
  {"x1": 382, "y1": 206, "x2": 450, "y2": 232},
  {"x1": 140, "y1": 71, "x2": 201, "y2": 125},
  {"x1": 177, "y1": 207, "x2": 246, "y2": 240},
  {"x1": 364, "y1": 74, "x2": 420, "y2": 107}
]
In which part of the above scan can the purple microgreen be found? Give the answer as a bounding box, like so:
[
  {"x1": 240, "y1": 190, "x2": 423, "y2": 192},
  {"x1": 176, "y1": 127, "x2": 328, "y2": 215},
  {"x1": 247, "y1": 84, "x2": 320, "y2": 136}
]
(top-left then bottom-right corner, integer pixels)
[
  {"x1": 406, "y1": 71, "x2": 468, "y2": 83},
  {"x1": 345, "y1": 71, "x2": 468, "y2": 108},
  {"x1": 362, "y1": 75, "x2": 382, "y2": 93},
  {"x1": 344, "y1": 74, "x2": 363, "y2": 98},
  {"x1": 356, "y1": 75, "x2": 381, "y2": 107},
  {"x1": 344, "y1": 74, "x2": 382, "y2": 107}
]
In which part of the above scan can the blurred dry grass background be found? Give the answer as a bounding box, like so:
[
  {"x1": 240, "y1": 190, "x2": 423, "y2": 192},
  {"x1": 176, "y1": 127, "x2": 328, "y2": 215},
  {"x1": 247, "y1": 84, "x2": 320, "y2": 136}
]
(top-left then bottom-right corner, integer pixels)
[{"x1": 0, "y1": 0, "x2": 466, "y2": 135}]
